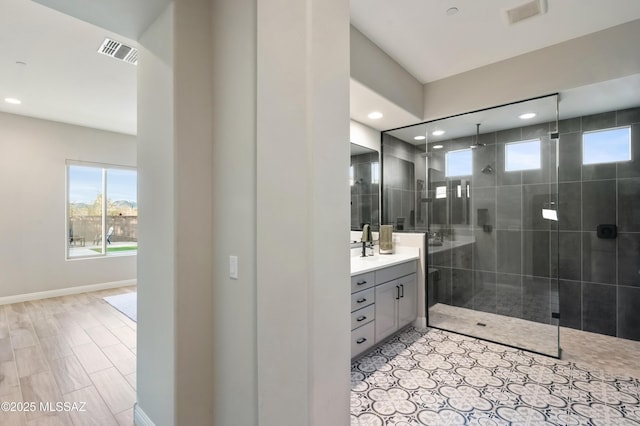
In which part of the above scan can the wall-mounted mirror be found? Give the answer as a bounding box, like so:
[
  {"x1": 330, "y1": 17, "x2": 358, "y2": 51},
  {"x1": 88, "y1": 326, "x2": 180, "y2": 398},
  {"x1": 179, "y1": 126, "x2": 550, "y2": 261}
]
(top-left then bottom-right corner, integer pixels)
[{"x1": 350, "y1": 143, "x2": 380, "y2": 231}]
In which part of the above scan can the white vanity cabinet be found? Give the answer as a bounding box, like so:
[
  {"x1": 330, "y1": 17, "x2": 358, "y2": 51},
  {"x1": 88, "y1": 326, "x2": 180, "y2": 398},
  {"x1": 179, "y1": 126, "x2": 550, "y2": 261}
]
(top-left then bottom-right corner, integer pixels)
[
  {"x1": 374, "y1": 264, "x2": 417, "y2": 342},
  {"x1": 350, "y1": 259, "x2": 418, "y2": 358}
]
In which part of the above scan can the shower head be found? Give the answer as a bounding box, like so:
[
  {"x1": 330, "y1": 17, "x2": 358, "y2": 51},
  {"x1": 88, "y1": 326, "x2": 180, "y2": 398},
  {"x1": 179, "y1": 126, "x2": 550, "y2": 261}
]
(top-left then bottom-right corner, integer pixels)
[
  {"x1": 481, "y1": 164, "x2": 494, "y2": 174},
  {"x1": 470, "y1": 123, "x2": 485, "y2": 149}
]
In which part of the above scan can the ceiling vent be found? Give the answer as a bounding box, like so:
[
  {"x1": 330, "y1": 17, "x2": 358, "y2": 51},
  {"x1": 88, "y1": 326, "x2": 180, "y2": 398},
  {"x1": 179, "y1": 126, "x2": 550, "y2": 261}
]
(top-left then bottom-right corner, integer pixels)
[
  {"x1": 97, "y1": 38, "x2": 138, "y2": 65},
  {"x1": 503, "y1": 0, "x2": 548, "y2": 25}
]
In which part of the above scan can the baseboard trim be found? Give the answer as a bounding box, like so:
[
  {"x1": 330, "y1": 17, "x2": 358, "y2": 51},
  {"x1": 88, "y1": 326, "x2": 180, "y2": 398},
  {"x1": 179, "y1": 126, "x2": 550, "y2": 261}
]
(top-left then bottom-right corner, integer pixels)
[
  {"x1": 134, "y1": 403, "x2": 155, "y2": 426},
  {"x1": 0, "y1": 279, "x2": 136, "y2": 306},
  {"x1": 413, "y1": 316, "x2": 427, "y2": 329}
]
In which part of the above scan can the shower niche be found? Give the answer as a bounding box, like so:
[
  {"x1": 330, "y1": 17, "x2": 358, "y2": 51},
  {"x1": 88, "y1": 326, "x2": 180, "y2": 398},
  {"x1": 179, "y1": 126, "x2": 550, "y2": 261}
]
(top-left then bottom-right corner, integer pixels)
[{"x1": 382, "y1": 94, "x2": 561, "y2": 357}]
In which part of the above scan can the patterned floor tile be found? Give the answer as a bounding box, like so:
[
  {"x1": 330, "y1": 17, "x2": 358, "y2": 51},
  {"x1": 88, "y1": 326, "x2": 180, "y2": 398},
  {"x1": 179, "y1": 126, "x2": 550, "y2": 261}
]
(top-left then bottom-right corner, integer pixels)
[{"x1": 351, "y1": 327, "x2": 640, "y2": 425}]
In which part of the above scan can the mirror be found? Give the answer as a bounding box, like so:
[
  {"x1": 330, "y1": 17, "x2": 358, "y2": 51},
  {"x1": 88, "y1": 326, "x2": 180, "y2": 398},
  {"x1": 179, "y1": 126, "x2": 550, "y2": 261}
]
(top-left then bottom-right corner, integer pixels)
[{"x1": 350, "y1": 143, "x2": 380, "y2": 231}]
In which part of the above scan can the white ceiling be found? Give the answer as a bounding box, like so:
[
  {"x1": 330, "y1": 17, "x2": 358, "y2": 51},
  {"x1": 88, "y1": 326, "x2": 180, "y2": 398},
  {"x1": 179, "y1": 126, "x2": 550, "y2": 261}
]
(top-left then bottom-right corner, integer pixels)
[
  {"x1": 0, "y1": 0, "x2": 138, "y2": 135},
  {"x1": 2, "y1": 0, "x2": 640, "y2": 137},
  {"x1": 350, "y1": 0, "x2": 640, "y2": 84}
]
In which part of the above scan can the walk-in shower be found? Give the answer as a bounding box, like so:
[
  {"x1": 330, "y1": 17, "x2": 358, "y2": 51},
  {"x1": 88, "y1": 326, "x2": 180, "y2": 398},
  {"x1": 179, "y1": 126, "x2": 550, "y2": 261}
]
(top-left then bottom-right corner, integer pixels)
[{"x1": 382, "y1": 94, "x2": 560, "y2": 357}]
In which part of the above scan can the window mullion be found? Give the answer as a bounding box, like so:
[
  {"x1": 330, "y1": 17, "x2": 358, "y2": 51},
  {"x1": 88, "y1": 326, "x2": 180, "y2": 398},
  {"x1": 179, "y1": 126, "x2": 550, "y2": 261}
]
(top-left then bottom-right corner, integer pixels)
[{"x1": 102, "y1": 168, "x2": 107, "y2": 256}]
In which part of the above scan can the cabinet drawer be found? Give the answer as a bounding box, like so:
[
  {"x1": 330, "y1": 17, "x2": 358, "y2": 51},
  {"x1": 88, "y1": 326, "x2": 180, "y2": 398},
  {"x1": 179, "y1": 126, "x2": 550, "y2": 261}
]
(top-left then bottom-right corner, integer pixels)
[
  {"x1": 375, "y1": 260, "x2": 417, "y2": 285},
  {"x1": 350, "y1": 287, "x2": 375, "y2": 312},
  {"x1": 351, "y1": 271, "x2": 375, "y2": 293},
  {"x1": 351, "y1": 321, "x2": 375, "y2": 358},
  {"x1": 351, "y1": 304, "x2": 375, "y2": 330}
]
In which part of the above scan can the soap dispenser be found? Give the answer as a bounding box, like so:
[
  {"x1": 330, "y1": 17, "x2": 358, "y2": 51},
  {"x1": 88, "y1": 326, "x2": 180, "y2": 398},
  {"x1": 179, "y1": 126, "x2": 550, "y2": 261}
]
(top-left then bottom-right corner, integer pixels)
[{"x1": 361, "y1": 224, "x2": 373, "y2": 257}]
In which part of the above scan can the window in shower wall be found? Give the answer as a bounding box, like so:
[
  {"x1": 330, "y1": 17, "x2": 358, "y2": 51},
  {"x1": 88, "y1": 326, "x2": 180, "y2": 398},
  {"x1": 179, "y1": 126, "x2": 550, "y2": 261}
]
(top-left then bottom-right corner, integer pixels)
[
  {"x1": 505, "y1": 139, "x2": 541, "y2": 171},
  {"x1": 583, "y1": 126, "x2": 631, "y2": 165},
  {"x1": 445, "y1": 149, "x2": 472, "y2": 177},
  {"x1": 371, "y1": 162, "x2": 380, "y2": 184}
]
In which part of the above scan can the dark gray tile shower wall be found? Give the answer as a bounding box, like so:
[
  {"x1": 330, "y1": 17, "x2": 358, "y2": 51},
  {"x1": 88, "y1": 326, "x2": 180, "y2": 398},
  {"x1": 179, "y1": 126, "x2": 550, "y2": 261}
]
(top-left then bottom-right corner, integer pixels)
[
  {"x1": 426, "y1": 105, "x2": 640, "y2": 342},
  {"x1": 555, "y1": 106, "x2": 640, "y2": 340}
]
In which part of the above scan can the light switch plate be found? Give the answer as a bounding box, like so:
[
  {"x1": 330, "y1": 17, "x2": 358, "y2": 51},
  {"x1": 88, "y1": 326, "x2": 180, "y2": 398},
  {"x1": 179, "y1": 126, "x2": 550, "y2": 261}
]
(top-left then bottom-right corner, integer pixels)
[{"x1": 229, "y1": 255, "x2": 238, "y2": 279}]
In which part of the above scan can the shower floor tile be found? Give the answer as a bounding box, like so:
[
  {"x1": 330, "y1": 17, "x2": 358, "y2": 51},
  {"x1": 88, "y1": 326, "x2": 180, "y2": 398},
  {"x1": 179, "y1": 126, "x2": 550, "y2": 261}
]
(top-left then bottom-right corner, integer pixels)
[
  {"x1": 429, "y1": 303, "x2": 559, "y2": 357},
  {"x1": 351, "y1": 327, "x2": 640, "y2": 425}
]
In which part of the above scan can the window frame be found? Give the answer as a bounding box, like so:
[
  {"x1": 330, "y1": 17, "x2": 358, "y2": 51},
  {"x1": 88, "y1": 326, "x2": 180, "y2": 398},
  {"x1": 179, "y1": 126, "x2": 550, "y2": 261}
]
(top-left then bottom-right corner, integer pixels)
[
  {"x1": 504, "y1": 139, "x2": 542, "y2": 172},
  {"x1": 582, "y1": 126, "x2": 632, "y2": 166},
  {"x1": 66, "y1": 160, "x2": 138, "y2": 260},
  {"x1": 445, "y1": 148, "x2": 473, "y2": 177}
]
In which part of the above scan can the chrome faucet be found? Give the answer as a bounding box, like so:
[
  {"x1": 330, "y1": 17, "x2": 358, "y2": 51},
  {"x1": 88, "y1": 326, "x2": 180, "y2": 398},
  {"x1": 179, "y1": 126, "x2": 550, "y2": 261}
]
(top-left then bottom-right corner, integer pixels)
[{"x1": 361, "y1": 224, "x2": 373, "y2": 257}]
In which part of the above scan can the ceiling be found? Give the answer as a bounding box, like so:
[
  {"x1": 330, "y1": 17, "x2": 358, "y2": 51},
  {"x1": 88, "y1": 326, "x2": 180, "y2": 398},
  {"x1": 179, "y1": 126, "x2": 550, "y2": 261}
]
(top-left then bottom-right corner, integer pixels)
[
  {"x1": 1, "y1": 0, "x2": 640, "y2": 136},
  {"x1": 350, "y1": 0, "x2": 640, "y2": 84},
  {"x1": 0, "y1": 0, "x2": 138, "y2": 135}
]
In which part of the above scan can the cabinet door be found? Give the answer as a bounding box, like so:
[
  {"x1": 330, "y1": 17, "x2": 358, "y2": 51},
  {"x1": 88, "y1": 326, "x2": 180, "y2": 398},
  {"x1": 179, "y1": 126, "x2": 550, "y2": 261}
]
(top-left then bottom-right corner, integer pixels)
[
  {"x1": 398, "y1": 273, "x2": 417, "y2": 329},
  {"x1": 375, "y1": 280, "x2": 399, "y2": 342}
]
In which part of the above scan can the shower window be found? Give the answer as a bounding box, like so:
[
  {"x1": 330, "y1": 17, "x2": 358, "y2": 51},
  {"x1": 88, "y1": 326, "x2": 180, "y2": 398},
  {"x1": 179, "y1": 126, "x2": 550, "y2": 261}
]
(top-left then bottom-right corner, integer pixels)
[
  {"x1": 583, "y1": 126, "x2": 631, "y2": 165},
  {"x1": 371, "y1": 162, "x2": 380, "y2": 184},
  {"x1": 445, "y1": 149, "x2": 472, "y2": 177},
  {"x1": 505, "y1": 139, "x2": 541, "y2": 171}
]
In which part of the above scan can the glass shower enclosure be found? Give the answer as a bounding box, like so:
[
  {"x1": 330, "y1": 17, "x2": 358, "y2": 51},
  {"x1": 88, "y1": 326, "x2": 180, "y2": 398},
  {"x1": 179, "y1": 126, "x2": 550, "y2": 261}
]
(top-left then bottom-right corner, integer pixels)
[{"x1": 382, "y1": 95, "x2": 560, "y2": 357}]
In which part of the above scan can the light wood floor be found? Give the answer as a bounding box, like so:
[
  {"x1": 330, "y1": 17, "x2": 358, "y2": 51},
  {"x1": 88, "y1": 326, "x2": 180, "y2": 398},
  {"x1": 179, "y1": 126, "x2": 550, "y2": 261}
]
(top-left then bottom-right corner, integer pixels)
[{"x1": 0, "y1": 286, "x2": 136, "y2": 426}]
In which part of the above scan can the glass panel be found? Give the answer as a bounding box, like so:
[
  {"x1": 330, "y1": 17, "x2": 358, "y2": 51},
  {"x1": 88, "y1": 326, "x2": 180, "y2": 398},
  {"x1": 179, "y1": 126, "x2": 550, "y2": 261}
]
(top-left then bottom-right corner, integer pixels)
[
  {"x1": 383, "y1": 94, "x2": 560, "y2": 357},
  {"x1": 106, "y1": 168, "x2": 138, "y2": 255},
  {"x1": 68, "y1": 165, "x2": 103, "y2": 256}
]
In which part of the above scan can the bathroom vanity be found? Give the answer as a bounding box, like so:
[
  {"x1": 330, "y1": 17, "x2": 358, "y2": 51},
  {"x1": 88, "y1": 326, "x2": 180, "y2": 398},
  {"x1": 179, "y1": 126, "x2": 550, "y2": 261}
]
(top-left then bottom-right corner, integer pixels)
[{"x1": 350, "y1": 247, "x2": 420, "y2": 358}]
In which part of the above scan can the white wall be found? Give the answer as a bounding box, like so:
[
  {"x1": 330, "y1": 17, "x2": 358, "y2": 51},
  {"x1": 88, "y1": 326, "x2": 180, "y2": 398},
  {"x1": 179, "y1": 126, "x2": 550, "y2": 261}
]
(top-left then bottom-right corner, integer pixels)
[
  {"x1": 211, "y1": 0, "x2": 258, "y2": 424},
  {"x1": 136, "y1": 1, "x2": 350, "y2": 425},
  {"x1": 257, "y1": 1, "x2": 351, "y2": 424},
  {"x1": 0, "y1": 111, "x2": 136, "y2": 298},
  {"x1": 173, "y1": 0, "x2": 214, "y2": 423},
  {"x1": 136, "y1": 3, "x2": 175, "y2": 425},
  {"x1": 350, "y1": 120, "x2": 380, "y2": 152},
  {"x1": 423, "y1": 19, "x2": 640, "y2": 121},
  {"x1": 350, "y1": 26, "x2": 424, "y2": 119}
]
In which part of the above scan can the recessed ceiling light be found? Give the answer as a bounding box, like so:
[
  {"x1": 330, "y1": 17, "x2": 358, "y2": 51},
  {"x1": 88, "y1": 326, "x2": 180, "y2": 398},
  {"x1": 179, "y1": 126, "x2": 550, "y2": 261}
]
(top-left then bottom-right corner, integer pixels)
[
  {"x1": 368, "y1": 111, "x2": 383, "y2": 120},
  {"x1": 414, "y1": 136, "x2": 426, "y2": 141},
  {"x1": 432, "y1": 130, "x2": 445, "y2": 136},
  {"x1": 4, "y1": 98, "x2": 21, "y2": 105},
  {"x1": 519, "y1": 112, "x2": 536, "y2": 120},
  {"x1": 446, "y1": 7, "x2": 459, "y2": 15},
  {"x1": 433, "y1": 145, "x2": 444, "y2": 149}
]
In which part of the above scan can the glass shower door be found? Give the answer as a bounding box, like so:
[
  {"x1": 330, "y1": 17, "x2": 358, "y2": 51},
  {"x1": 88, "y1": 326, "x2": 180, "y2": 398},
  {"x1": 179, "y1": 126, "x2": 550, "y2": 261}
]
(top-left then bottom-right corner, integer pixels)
[{"x1": 383, "y1": 94, "x2": 560, "y2": 357}]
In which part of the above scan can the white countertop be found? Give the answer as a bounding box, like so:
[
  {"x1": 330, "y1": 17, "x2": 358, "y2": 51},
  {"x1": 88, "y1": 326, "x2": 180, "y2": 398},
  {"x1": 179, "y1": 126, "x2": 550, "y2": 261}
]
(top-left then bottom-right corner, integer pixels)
[{"x1": 350, "y1": 246, "x2": 420, "y2": 276}]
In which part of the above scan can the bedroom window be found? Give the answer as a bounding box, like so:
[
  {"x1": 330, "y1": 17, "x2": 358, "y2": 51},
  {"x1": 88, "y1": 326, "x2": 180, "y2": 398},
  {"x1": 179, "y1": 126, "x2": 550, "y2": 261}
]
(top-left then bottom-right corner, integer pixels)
[{"x1": 67, "y1": 161, "x2": 137, "y2": 259}]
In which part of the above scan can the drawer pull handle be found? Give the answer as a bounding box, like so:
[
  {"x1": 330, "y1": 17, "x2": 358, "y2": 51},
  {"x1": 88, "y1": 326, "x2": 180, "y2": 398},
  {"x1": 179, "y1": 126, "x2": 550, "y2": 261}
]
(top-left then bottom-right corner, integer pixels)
[
  {"x1": 400, "y1": 284, "x2": 404, "y2": 298},
  {"x1": 357, "y1": 316, "x2": 367, "y2": 322},
  {"x1": 357, "y1": 280, "x2": 367, "y2": 286},
  {"x1": 356, "y1": 338, "x2": 367, "y2": 344},
  {"x1": 395, "y1": 285, "x2": 400, "y2": 300},
  {"x1": 357, "y1": 298, "x2": 367, "y2": 303}
]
